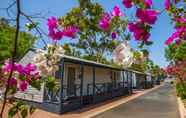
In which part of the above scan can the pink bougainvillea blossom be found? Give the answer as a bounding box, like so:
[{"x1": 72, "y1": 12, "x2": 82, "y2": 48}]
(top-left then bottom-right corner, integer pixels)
[
  {"x1": 128, "y1": 22, "x2": 150, "y2": 41},
  {"x1": 112, "y1": 5, "x2": 124, "y2": 17},
  {"x1": 1, "y1": 61, "x2": 40, "y2": 93},
  {"x1": 19, "y1": 81, "x2": 28, "y2": 92},
  {"x1": 164, "y1": 0, "x2": 171, "y2": 11},
  {"x1": 15, "y1": 63, "x2": 23, "y2": 75},
  {"x1": 48, "y1": 30, "x2": 63, "y2": 41},
  {"x1": 145, "y1": 0, "x2": 153, "y2": 8},
  {"x1": 24, "y1": 63, "x2": 37, "y2": 75},
  {"x1": 165, "y1": 61, "x2": 186, "y2": 80},
  {"x1": 47, "y1": 17, "x2": 79, "y2": 40},
  {"x1": 176, "y1": 17, "x2": 186, "y2": 24},
  {"x1": 164, "y1": 37, "x2": 174, "y2": 45},
  {"x1": 136, "y1": 9, "x2": 158, "y2": 25},
  {"x1": 122, "y1": 0, "x2": 133, "y2": 8},
  {"x1": 165, "y1": 27, "x2": 186, "y2": 45},
  {"x1": 47, "y1": 17, "x2": 58, "y2": 30},
  {"x1": 47, "y1": 17, "x2": 63, "y2": 40},
  {"x1": 175, "y1": 39, "x2": 182, "y2": 45},
  {"x1": 9, "y1": 77, "x2": 17, "y2": 86},
  {"x1": 111, "y1": 32, "x2": 117, "y2": 39},
  {"x1": 99, "y1": 13, "x2": 111, "y2": 30},
  {"x1": 2, "y1": 61, "x2": 14, "y2": 73},
  {"x1": 63, "y1": 26, "x2": 79, "y2": 38}
]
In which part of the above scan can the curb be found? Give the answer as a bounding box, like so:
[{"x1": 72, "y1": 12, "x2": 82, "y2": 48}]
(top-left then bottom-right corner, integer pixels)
[{"x1": 177, "y1": 97, "x2": 186, "y2": 118}]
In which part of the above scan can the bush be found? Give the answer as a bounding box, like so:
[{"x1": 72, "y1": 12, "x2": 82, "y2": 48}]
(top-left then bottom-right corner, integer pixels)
[{"x1": 176, "y1": 83, "x2": 186, "y2": 99}]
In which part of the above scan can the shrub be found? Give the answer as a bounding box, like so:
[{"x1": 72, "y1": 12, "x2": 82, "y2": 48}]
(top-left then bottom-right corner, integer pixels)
[{"x1": 176, "y1": 83, "x2": 186, "y2": 99}]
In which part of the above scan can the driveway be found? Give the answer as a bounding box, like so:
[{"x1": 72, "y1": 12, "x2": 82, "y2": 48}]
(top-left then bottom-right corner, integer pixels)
[{"x1": 93, "y1": 83, "x2": 180, "y2": 118}]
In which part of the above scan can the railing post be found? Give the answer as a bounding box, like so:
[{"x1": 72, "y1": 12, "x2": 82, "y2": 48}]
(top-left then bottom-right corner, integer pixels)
[
  {"x1": 92, "y1": 67, "x2": 96, "y2": 103},
  {"x1": 130, "y1": 71, "x2": 133, "y2": 94},
  {"x1": 122, "y1": 70, "x2": 125, "y2": 96},
  {"x1": 122, "y1": 70, "x2": 125, "y2": 88},
  {"x1": 80, "y1": 63, "x2": 84, "y2": 107},
  {"x1": 59, "y1": 58, "x2": 65, "y2": 114},
  {"x1": 126, "y1": 70, "x2": 129, "y2": 94},
  {"x1": 145, "y1": 75, "x2": 147, "y2": 89}
]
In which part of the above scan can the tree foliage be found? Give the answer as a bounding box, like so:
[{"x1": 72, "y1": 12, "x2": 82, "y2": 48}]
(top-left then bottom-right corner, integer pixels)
[
  {"x1": 59, "y1": 1, "x2": 129, "y2": 63},
  {"x1": 0, "y1": 18, "x2": 36, "y2": 63},
  {"x1": 165, "y1": 41, "x2": 186, "y2": 62}
]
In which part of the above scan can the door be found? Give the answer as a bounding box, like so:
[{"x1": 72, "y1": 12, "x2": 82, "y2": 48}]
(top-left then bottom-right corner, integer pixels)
[
  {"x1": 111, "y1": 71, "x2": 117, "y2": 89},
  {"x1": 67, "y1": 67, "x2": 76, "y2": 96}
]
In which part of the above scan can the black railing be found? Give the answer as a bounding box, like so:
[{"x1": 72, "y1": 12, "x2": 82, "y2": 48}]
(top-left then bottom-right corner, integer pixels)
[
  {"x1": 44, "y1": 87, "x2": 60, "y2": 103},
  {"x1": 87, "y1": 82, "x2": 128, "y2": 96},
  {"x1": 44, "y1": 84, "x2": 81, "y2": 103}
]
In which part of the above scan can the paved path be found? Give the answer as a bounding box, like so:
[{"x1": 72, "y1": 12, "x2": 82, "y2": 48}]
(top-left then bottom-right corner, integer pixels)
[{"x1": 93, "y1": 83, "x2": 180, "y2": 118}]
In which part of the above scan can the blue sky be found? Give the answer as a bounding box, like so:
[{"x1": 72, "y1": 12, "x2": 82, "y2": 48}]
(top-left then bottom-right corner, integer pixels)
[{"x1": 0, "y1": 0, "x2": 174, "y2": 67}]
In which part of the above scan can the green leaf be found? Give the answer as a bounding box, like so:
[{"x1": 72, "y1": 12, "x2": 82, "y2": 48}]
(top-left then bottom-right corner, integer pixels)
[
  {"x1": 30, "y1": 79, "x2": 42, "y2": 90},
  {"x1": 138, "y1": 41, "x2": 145, "y2": 48},
  {"x1": 20, "y1": 109, "x2": 28, "y2": 118},
  {"x1": 45, "y1": 76, "x2": 56, "y2": 90},
  {"x1": 8, "y1": 106, "x2": 18, "y2": 118},
  {"x1": 25, "y1": 22, "x2": 39, "y2": 31},
  {"x1": 29, "y1": 106, "x2": 36, "y2": 115},
  {"x1": 145, "y1": 41, "x2": 153, "y2": 46}
]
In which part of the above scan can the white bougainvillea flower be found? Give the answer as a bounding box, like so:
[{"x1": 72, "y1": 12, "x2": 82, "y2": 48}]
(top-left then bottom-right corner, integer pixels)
[
  {"x1": 33, "y1": 44, "x2": 64, "y2": 77},
  {"x1": 113, "y1": 41, "x2": 134, "y2": 68}
]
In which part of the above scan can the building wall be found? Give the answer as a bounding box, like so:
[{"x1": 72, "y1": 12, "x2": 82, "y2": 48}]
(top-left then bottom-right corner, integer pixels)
[
  {"x1": 132, "y1": 73, "x2": 137, "y2": 87},
  {"x1": 63, "y1": 63, "x2": 122, "y2": 96}
]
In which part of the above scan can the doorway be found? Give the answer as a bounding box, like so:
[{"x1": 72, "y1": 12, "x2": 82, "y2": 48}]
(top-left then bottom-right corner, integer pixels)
[{"x1": 67, "y1": 67, "x2": 76, "y2": 96}]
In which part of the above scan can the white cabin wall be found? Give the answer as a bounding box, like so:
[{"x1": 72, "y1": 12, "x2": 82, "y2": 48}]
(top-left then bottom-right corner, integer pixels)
[
  {"x1": 83, "y1": 66, "x2": 93, "y2": 95},
  {"x1": 132, "y1": 73, "x2": 137, "y2": 87},
  {"x1": 94, "y1": 68, "x2": 111, "y2": 83},
  {"x1": 63, "y1": 63, "x2": 113, "y2": 96}
]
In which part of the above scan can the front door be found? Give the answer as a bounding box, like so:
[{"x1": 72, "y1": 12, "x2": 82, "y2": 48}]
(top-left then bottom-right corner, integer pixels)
[
  {"x1": 67, "y1": 67, "x2": 76, "y2": 96},
  {"x1": 111, "y1": 71, "x2": 117, "y2": 88}
]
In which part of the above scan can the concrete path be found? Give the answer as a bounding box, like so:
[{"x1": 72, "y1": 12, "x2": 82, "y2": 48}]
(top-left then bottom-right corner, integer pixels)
[{"x1": 93, "y1": 83, "x2": 180, "y2": 118}]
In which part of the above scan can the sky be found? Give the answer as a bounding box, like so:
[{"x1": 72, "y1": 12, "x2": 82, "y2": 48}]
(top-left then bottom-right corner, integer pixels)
[{"x1": 0, "y1": 0, "x2": 174, "y2": 68}]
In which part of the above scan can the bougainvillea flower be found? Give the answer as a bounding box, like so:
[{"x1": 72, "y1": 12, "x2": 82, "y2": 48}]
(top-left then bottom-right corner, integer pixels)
[
  {"x1": 2, "y1": 61, "x2": 14, "y2": 73},
  {"x1": 165, "y1": 27, "x2": 186, "y2": 45},
  {"x1": 145, "y1": 0, "x2": 153, "y2": 8},
  {"x1": 175, "y1": 39, "x2": 181, "y2": 45},
  {"x1": 15, "y1": 64, "x2": 23, "y2": 74},
  {"x1": 111, "y1": 32, "x2": 117, "y2": 39},
  {"x1": 113, "y1": 41, "x2": 133, "y2": 67},
  {"x1": 48, "y1": 30, "x2": 63, "y2": 40},
  {"x1": 24, "y1": 63, "x2": 37, "y2": 75},
  {"x1": 128, "y1": 22, "x2": 150, "y2": 41},
  {"x1": 165, "y1": 61, "x2": 186, "y2": 80},
  {"x1": 8, "y1": 77, "x2": 17, "y2": 88},
  {"x1": 63, "y1": 26, "x2": 79, "y2": 38},
  {"x1": 19, "y1": 81, "x2": 28, "y2": 92},
  {"x1": 122, "y1": 0, "x2": 133, "y2": 8},
  {"x1": 177, "y1": 17, "x2": 186, "y2": 23},
  {"x1": 112, "y1": 5, "x2": 124, "y2": 17},
  {"x1": 99, "y1": 13, "x2": 111, "y2": 30},
  {"x1": 164, "y1": 0, "x2": 171, "y2": 11},
  {"x1": 47, "y1": 16, "x2": 64, "y2": 40},
  {"x1": 136, "y1": 9, "x2": 158, "y2": 24},
  {"x1": 164, "y1": 37, "x2": 174, "y2": 45},
  {"x1": 47, "y1": 17, "x2": 58, "y2": 30}
]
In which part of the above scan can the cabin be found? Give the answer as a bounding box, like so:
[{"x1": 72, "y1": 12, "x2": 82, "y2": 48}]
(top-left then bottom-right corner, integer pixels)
[{"x1": 15, "y1": 48, "x2": 155, "y2": 114}]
